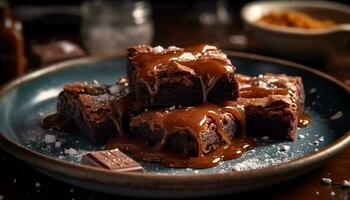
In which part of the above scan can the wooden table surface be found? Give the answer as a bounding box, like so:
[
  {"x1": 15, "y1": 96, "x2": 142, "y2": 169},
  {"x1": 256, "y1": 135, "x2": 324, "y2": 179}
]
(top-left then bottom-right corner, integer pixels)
[{"x1": 0, "y1": 3, "x2": 350, "y2": 200}]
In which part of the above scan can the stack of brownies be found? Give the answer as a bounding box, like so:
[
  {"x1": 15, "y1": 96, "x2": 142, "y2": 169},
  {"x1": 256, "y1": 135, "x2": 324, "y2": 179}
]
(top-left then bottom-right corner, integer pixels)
[{"x1": 55, "y1": 44, "x2": 305, "y2": 163}]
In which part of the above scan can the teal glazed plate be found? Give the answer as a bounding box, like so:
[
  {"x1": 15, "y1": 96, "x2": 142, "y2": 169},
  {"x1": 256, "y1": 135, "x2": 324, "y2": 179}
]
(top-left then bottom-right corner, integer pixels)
[{"x1": 0, "y1": 52, "x2": 349, "y2": 198}]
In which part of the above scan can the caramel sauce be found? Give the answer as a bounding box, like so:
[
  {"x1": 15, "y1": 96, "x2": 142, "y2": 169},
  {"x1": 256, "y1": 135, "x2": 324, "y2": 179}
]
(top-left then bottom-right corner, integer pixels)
[
  {"x1": 105, "y1": 102, "x2": 254, "y2": 168},
  {"x1": 138, "y1": 103, "x2": 246, "y2": 154},
  {"x1": 110, "y1": 92, "x2": 137, "y2": 136},
  {"x1": 107, "y1": 135, "x2": 254, "y2": 168},
  {"x1": 133, "y1": 44, "x2": 234, "y2": 102},
  {"x1": 298, "y1": 112, "x2": 312, "y2": 128},
  {"x1": 239, "y1": 87, "x2": 289, "y2": 98}
]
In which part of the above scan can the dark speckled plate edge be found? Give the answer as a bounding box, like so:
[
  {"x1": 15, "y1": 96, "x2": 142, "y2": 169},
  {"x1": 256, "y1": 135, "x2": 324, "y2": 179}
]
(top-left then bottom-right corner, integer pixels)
[{"x1": 0, "y1": 51, "x2": 349, "y2": 198}]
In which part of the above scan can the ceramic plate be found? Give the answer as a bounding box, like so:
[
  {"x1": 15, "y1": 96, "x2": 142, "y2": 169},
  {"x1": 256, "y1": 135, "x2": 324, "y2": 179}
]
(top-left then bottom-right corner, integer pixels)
[{"x1": 0, "y1": 52, "x2": 349, "y2": 198}]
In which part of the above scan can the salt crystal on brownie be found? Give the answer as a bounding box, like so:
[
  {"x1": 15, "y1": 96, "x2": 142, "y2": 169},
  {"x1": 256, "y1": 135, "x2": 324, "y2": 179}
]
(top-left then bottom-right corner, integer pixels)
[
  {"x1": 168, "y1": 46, "x2": 181, "y2": 51},
  {"x1": 153, "y1": 46, "x2": 164, "y2": 53}
]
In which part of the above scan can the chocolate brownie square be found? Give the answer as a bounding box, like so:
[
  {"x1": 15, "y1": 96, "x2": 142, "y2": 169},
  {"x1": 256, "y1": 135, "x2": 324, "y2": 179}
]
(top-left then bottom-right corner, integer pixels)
[
  {"x1": 126, "y1": 44, "x2": 239, "y2": 108},
  {"x1": 57, "y1": 78, "x2": 128, "y2": 143},
  {"x1": 234, "y1": 73, "x2": 305, "y2": 141},
  {"x1": 128, "y1": 104, "x2": 240, "y2": 156}
]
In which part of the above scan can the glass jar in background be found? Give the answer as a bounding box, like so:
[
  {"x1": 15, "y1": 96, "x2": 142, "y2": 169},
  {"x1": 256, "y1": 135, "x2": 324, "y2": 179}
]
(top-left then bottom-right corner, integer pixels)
[
  {"x1": 0, "y1": 0, "x2": 25, "y2": 84},
  {"x1": 81, "y1": 0, "x2": 153, "y2": 54}
]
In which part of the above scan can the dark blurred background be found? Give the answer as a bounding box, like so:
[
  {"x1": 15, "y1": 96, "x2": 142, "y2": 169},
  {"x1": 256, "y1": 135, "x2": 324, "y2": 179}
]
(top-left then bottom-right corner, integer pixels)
[
  {"x1": 2, "y1": 0, "x2": 350, "y2": 74},
  {"x1": 1, "y1": 1, "x2": 350, "y2": 200}
]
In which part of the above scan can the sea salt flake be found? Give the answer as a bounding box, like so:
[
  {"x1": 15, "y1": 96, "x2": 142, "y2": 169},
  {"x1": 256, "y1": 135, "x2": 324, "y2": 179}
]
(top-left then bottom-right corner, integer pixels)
[
  {"x1": 153, "y1": 46, "x2": 164, "y2": 53},
  {"x1": 167, "y1": 46, "x2": 181, "y2": 51},
  {"x1": 169, "y1": 106, "x2": 176, "y2": 111},
  {"x1": 55, "y1": 141, "x2": 62, "y2": 148},
  {"x1": 279, "y1": 145, "x2": 290, "y2": 152},
  {"x1": 232, "y1": 165, "x2": 242, "y2": 171},
  {"x1": 232, "y1": 158, "x2": 263, "y2": 171},
  {"x1": 331, "y1": 191, "x2": 335, "y2": 196},
  {"x1": 91, "y1": 80, "x2": 101, "y2": 87},
  {"x1": 316, "y1": 191, "x2": 319, "y2": 195},
  {"x1": 309, "y1": 88, "x2": 317, "y2": 94},
  {"x1": 65, "y1": 148, "x2": 78, "y2": 156},
  {"x1": 330, "y1": 111, "x2": 343, "y2": 120},
  {"x1": 319, "y1": 137, "x2": 324, "y2": 142},
  {"x1": 322, "y1": 178, "x2": 332, "y2": 184},
  {"x1": 261, "y1": 136, "x2": 269, "y2": 141},
  {"x1": 342, "y1": 180, "x2": 350, "y2": 187},
  {"x1": 176, "y1": 52, "x2": 197, "y2": 62},
  {"x1": 0, "y1": 195, "x2": 3, "y2": 200},
  {"x1": 35, "y1": 182, "x2": 41, "y2": 187},
  {"x1": 108, "y1": 85, "x2": 121, "y2": 95},
  {"x1": 297, "y1": 134, "x2": 305, "y2": 139},
  {"x1": 44, "y1": 135, "x2": 57, "y2": 144}
]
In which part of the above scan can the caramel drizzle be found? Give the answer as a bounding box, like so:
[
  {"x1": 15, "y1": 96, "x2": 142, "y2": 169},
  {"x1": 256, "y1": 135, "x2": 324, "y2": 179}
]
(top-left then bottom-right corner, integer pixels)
[
  {"x1": 107, "y1": 136, "x2": 254, "y2": 169},
  {"x1": 239, "y1": 87, "x2": 289, "y2": 98},
  {"x1": 107, "y1": 101, "x2": 253, "y2": 168},
  {"x1": 149, "y1": 103, "x2": 245, "y2": 155},
  {"x1": 133, "y1": 44, "x2": 234, "y2": 103},
  {"x1": 239, "y1": 86, "x2": 311, "y2": 128}
]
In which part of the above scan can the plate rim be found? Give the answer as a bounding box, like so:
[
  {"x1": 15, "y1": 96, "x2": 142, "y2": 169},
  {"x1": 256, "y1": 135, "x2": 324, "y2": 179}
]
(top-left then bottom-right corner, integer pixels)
[{"x1": 0, "y1": 51, "x2": 349, "y2": 191}]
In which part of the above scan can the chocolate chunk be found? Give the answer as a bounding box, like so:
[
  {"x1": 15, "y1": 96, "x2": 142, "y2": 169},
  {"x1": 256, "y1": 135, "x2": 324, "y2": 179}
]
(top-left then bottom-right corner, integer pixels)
[{"x1": 81, "y1": 148, "x2": 143, "y2": 172}]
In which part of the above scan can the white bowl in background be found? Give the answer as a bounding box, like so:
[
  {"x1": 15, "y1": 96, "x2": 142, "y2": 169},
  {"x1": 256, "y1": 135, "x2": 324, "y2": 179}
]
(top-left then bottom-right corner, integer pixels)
[{"x1": 241, "y1": 1, "x2": 350, "y2": 60}]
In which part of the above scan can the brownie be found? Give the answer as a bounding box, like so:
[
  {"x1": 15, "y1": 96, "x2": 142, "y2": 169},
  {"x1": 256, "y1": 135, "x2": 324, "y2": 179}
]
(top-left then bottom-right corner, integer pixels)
[
  {"x1": 30, "y1": 40, "x2": 86, "y2": 67},
  {"x1": 126, "y1": 44, "x2": 239, "y2": 108},
  {"x1": 128, "y1": 104, "x2": 241, "y2": 156},
  {"x1": 234, "y1": 73, "x2": 305, "y2": 141},
  {"x1": 57, "y1": 78, "x2": 129, "y2": 143}
]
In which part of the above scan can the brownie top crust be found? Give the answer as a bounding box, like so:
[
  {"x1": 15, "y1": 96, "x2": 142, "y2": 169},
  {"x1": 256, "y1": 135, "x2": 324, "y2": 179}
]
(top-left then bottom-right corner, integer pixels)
[
  {"x1": 127, "y1": 44, "x2": 235, "y2": 79},
  {"x1": 127, "y1": 44, "x2": 236, "y2": 102},
  {"x1": 237, "y1": 73, "x2": 305, "y2": 115}
]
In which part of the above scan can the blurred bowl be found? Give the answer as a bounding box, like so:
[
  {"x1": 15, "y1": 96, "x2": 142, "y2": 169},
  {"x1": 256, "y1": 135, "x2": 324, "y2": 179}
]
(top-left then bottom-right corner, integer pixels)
[{"x1": 241, "y1": 1, "x2": 350, "y2": 60}]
